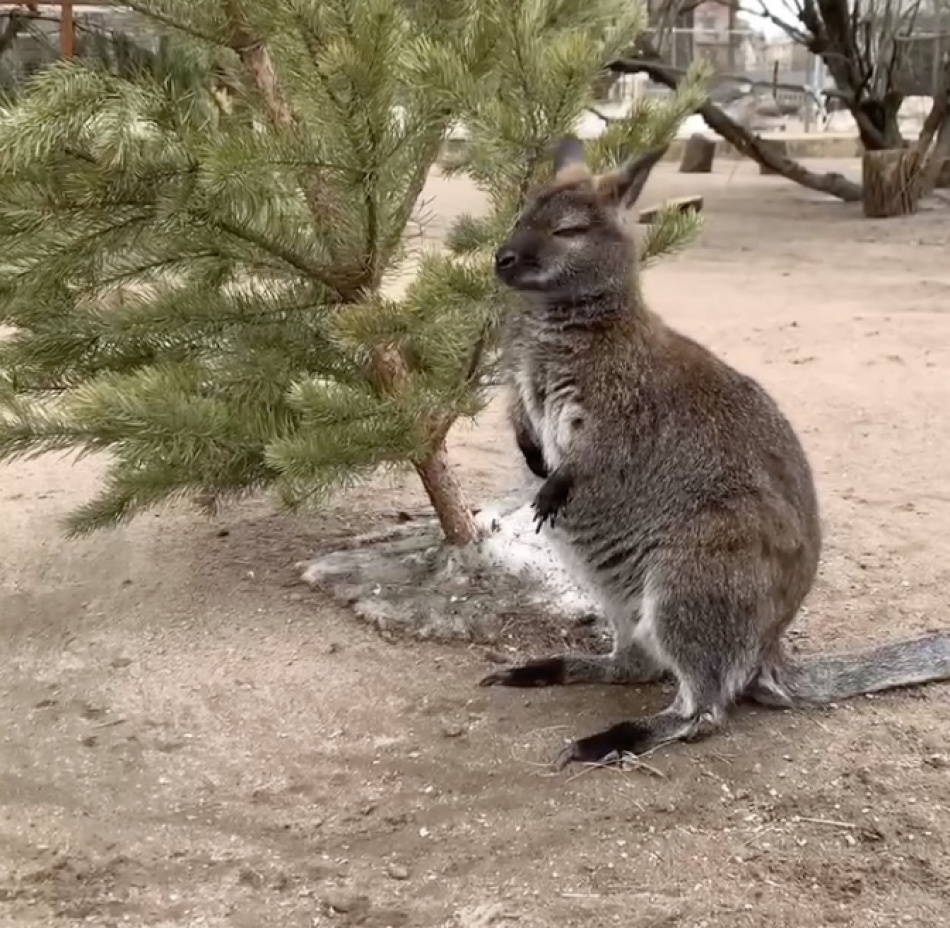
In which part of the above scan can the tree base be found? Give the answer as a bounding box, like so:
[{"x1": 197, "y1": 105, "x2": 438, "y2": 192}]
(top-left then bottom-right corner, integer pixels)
[
  {"x1": 680, "y1": 134, "x2": 716, "y2": 173},
  {"x1": 297, "y1": 489, "x2": 601, "y2": 642},
  {"x1": 414, "y1": 440, "x2": 482, "y2": 547},
  {"x1": 862, "y1": 149, "x2": 922, "y2": 218}
]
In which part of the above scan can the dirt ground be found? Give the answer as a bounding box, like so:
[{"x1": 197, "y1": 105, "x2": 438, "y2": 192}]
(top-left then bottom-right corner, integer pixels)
[{"x1": 3, "y1": 159, "x2": 950, "y2": 928}]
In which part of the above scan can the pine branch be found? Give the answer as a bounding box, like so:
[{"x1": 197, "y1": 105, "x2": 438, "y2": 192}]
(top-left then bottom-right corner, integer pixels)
[
  {"x1": 209, "y1": 214, "x2": 338, "y2": 291},
  {"x1": 118, "y1": 1, "x2": 220, "y2": 45},
  {"x1": 639, "y1": 205, "x2": 704, "y2": 267},
  {"x1": 0, "y1": 0, "x2": 709, "y2": 539}
]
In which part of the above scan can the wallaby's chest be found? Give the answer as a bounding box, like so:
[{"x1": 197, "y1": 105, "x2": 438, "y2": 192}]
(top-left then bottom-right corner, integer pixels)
[{"x1": 513, "y1": 356, "x2": 584, "y2": 471}]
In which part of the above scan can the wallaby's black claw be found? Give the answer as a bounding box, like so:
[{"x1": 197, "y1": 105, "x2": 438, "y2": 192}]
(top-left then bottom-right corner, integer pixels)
[
  {"x1": 479, "y1": 657, "x2": 566, "y2": 687},
  {"x1": 532, "y1": 469, "x2": 573, "y2": 532},
  {"x1": 553, "y1": 722, "x2": 649, "y2": 770},
  {"x1": 479, "y1": 669, "x2": 508, "y2": 687},
  {"x1": 532, "y1": 503, "x2": 553, "y2": 533},
  {"x1": 553, "y1": 742, "x2": 621, "y2": 771}
]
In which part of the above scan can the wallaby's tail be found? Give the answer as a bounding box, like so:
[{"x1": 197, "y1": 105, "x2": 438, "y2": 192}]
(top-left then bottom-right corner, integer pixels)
[{"x1": 782, "y1": 633, "x2": 950, "y2": 706}]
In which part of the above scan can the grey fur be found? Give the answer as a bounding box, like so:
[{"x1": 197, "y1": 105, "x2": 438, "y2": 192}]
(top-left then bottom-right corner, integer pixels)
[
  {"x1": 485, "y1": 137, "x2": 950, "y2": 770},
  {"x1": 551, "y1": 136, "x2": 587, "y2": 174}
]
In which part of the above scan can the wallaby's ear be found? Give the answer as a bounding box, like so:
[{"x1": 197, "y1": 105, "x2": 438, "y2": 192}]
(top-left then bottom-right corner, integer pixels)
[
  {"x1": 595, "y1": 145, "x2": 668, "y2": 209},
  {"x1": 551, "y1": 135, "x2": 591, "y2": 184}
]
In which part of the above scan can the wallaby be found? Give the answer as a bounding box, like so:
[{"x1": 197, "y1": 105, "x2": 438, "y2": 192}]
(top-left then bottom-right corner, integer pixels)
[{"x1": 482, "y1": 135, "x2": 950, "y2": 771}]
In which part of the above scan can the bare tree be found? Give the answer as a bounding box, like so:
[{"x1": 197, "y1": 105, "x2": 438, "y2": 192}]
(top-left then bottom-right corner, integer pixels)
[
  {"x1": 743, "y1": 0, "x2": 950, "y2": 211},
  {"x1": 741, "y1": 0, "x2": 946, "y2": 149},
  {"x1": 609, "y1": 0, "x2": 950, "y2": 209}
]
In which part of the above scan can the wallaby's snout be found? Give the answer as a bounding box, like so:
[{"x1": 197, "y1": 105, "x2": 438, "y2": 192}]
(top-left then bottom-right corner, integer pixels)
[
  {"x1": 494, "y1": 246, "x2": 518, "y2": 273},
  {"x1": 494, "y1": 230, "x2": 543, "y2": 289}
]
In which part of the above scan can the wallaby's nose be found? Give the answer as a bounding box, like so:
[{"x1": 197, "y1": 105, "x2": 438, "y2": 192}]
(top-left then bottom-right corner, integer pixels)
[{"x1": 494, "y1": 247, "x2": 518, "y2": 273}]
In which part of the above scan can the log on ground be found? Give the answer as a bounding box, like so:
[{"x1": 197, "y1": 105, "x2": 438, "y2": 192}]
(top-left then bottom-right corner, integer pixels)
[
  {"x1": 861, "y1": 148, "x2": 922, "y2": 218},
  {"x1": 638, "y1": 195, "x2": 704, "y2": 224},
  {"x1": 680, "y1": 134, "x2": 716, "y2": 173},
  {"x1": 758, "y1": 139, "x2": 789, "y2": 175}
]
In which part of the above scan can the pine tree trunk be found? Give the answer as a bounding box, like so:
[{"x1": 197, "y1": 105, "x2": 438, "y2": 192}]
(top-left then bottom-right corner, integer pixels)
[
  {"x1": 861, "y1": 149, "x2": 922, "y2": 218},
  {"x1": 223, "y1": 3, "x2": 294, "y2": 129},
  {"x1": 414, "y1": 441, "x2": 482, "y2": 547},
  {"x1": 758, "y1": 139, "x2": 789, "y2": 175},
  {"x1": 368, "y1": 344, "x2": 481, "y2": 547},
  {"x1": 680, "y1": 134, "x2": 715, "y2": 173}
]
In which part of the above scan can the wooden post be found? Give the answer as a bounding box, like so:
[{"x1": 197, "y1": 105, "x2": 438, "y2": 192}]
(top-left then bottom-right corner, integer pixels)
[
  {"x1": 60, "y1": 1, "x2": 75, "y2": 58},
  {"x1": 679, "y1": 134, "x2": 716, "y2": 173},
  {"x1": 861, "y1": 149, "x2": 922, "y2": 218},
  {"x1": 758, "y1": 139, "x2": 789, "y2": 175}
]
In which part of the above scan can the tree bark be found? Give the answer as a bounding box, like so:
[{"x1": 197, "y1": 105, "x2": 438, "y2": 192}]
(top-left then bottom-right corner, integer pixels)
[
  {"x1": 913, "y1": 52, "x2": 950, "y2": 197},
  {"x1": 758, "y1": 139, "x2": 789, "y2": 176},
  {"x1": 607, "y1": 55, "x2": 863, "y2": 203},
  {"x1": 222, "y1": 1, "x2": 295, "y2": 130},
  {"x1": 414, "y1": 442, "x2": 482, "y2": 547},
  {"x1": 935, "y1": 156, "x2": 950, "y2": 189},
  {"x1": 680, "y1": 134, "x2": 715, "y2": 173},
  {"x1": 0, "y1": 10, "x2": 31, "y2": 58},
  {"x1": 369, "y1": 344, "x2": 482, "y2": 547},
  {"x1": 861, "y1": 149, "x2": 921, "y2": 219}
]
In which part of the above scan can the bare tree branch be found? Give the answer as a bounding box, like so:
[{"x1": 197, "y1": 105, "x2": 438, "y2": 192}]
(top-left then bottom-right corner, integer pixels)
[
  {"x1": 916, "y1": 52, "x2": 950, "y2": 156},
  {"x1": 916, "y1": 50, "x2": 950, "y2": 194},
  {"x1": 608, "y1": 48, "x2": 863, "y2": 202},
  {"x1": 0, "y1": 10, "x2": 36, "y2": 57}
]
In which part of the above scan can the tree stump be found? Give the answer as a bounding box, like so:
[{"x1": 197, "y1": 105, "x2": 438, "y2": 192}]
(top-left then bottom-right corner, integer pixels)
[
  {"x1": 758, "y1": 139, "x2": 789, "y2": 175},
  {"x1": 861, "y1": 149, "x2": 922, "y2": 218},
  {"x1": 680, "y1": 134, "x2": 716, "y2": 173}
]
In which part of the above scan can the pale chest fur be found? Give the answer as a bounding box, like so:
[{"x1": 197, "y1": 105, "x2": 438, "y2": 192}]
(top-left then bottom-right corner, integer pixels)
[{"x1": 512, "y1": 354, "x2": 586, "y2": 473}]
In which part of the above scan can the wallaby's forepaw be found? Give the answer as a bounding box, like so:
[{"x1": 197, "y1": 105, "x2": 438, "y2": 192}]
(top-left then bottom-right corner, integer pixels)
[
  {"x1": 552, "y1": 721, "x2": 650, "y2": 771},
  {"x1": 479, "y1": 657, "x2": 566, "y2": 687},
  {"x1": 532, "y1": 469, "x2": 573, "y2": 532}
]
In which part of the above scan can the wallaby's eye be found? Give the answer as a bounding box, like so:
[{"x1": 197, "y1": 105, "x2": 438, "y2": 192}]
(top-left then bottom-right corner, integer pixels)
[{"x1": 552, "y1": 224, "x2": 589, "y2": 238}]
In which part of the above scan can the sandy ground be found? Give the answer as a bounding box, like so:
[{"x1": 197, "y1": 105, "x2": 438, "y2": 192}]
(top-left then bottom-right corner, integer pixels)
[{"x1": 3, "y1": 159, "x2": 950, "y2": 928}]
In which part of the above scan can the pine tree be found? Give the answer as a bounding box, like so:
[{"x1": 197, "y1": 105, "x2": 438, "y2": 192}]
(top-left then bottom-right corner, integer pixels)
[{"x1": 0, "y1": 0, "x2": 705, "y2": 544}]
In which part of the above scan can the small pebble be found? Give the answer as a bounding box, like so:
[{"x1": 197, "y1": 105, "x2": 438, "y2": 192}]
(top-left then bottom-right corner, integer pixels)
[
  {"x1": 323, "y1": 889, "x2": 355, "y2": 913},
  {"x1": 387, "y1": 863, "x2": 410, "y2": 881},
  {"x1": 441, "y1": 721, "x2": 465, "y2": 738}
]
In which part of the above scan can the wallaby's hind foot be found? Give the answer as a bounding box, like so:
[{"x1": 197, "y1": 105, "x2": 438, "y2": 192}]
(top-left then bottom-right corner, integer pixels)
[
  {"x1": 480, "y1": 656, "x2": 568, "y2": 687},
  {"x1": 480, "y1": 648, "x2": 663, "y2": 688},
  {"x1": 553, "y1": 704, "x2": 726, "y2": 770}
]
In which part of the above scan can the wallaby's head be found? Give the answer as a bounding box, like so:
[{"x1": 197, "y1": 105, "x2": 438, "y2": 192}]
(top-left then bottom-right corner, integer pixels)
[{"x1": 494, "y1": 136, "x2": 666, "y2": 305}]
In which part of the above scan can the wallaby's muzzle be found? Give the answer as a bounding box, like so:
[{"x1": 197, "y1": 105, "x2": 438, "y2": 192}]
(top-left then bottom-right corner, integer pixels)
[
  {"x1": 494, "y1": 246, "x2": 518, "y2": 274},
  {"x1": 494, "y1": 230, "x2": 542, "y2": 288}
]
